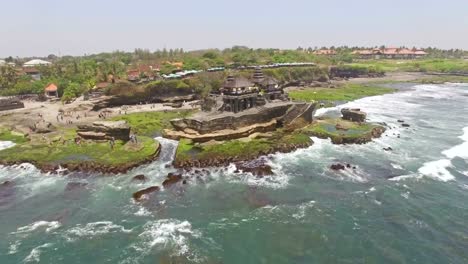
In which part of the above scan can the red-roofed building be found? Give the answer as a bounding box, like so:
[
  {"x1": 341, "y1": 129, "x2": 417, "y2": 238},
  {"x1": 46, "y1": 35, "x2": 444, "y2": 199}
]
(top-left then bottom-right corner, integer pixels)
[
  {"x1": 44, "y1": 83, "x2": 58, "y2": 98},
  {"x1": 352, "y1": 47, "x2": 428, "y2": 59},
  {"x1": 127, "y1": 64, "x2": 160, "y2": 82}
]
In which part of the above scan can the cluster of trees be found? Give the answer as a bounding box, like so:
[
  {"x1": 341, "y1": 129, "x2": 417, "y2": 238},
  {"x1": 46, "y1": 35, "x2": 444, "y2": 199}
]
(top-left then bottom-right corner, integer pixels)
[
  {"x1": 1, "y1": 45, "x2": 466, "y2": 98},
  {"x1": 0, "y1": 56, "x2": 126, "y2": 97}
]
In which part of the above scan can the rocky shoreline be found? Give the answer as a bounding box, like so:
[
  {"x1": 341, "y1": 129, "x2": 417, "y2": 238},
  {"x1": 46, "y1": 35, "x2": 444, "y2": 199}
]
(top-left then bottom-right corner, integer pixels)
[
  {"x1": 0, "y1": 142, "x2": 161, "y2": 174},
  {"x1": 173, "y1": 140, "x2": 312, "y2": 169}
]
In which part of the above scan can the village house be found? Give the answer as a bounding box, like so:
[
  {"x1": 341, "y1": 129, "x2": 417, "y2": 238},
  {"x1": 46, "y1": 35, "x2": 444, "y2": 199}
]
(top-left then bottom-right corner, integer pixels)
[
  {"x1": 44, "y1": 83, "x2": 59, "y2": 98},
  {"x1": 22, "y1": 67, "x2": 42, "y2": 80},
  {"x1": 23, "y1": 59, "x2": 51, "y2": 67},
  {"x1": 126, "y1": 64, "x2": 159, "y2": 82},
  {"x1": 313, "y1": 49, "x2": 337, "y2": 56},
  {"x1": 352, "y1": 47, "x2": 428, "y2": 59},
  {"x1": 21, "y1": 59, "x2": 51, "y2": 80}
]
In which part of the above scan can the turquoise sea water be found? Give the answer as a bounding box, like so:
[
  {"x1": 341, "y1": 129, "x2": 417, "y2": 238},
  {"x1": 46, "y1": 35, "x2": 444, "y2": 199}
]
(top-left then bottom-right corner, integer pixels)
[{"x1": 0, "y1": 83, "x2": 467, "y2": 264}]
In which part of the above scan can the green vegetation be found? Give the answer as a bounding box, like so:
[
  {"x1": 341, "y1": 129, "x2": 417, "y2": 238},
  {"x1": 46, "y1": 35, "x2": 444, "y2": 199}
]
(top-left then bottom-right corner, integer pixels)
[
  {"x1": 331, "y1": 64, "x2": 385, "y2": 76},
  {"x1": 0, "y1": 128, "x2": 28, "y2": 143},
  {"x1": 175, "y1": 131, "x2": 311, "y2": 165},
  {"x1": 112, "y1": 110, "x2": 195, "y2": 136},
  {"x1": 302, "y1": 119, "x2": 384, "y2": 144},
  {"x1": 0, "y1": 131, "x2": 158, "y2": 167},
  {"x1": 288, "y1": 83, "x2": 395, "y2": 103},
  {"x1": 347, "y1": 59, "x2": 468, "y2": 73},
  {"x1": 1, "y1": 45, "x2": 467, "y2": 97}
]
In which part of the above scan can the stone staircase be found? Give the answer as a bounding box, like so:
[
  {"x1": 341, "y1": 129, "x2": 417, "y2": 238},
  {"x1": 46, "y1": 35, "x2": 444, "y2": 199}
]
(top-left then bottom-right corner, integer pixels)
[{"x1": 281, "y1": 103, "x2": 316, "y2": 127}]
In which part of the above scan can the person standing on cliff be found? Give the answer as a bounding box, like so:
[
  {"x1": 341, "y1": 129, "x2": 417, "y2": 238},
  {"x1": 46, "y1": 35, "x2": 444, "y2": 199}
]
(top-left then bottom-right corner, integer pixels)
[{"x1": 109, "y1": 137, "x2": 115, "y2": 150}]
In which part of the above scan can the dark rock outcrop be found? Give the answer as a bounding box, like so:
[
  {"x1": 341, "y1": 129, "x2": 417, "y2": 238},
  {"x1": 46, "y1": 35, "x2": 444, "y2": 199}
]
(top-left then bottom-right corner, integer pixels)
[
  {"x1": 0, "y1": 180, "x2": 15, "y2": 206},
  {"x1": 163, "y1": 102, "x2": 183, "y2": 108},
  {"x1": 236, "y1": 160, "x2": 273, "y2": 177},
  {"x1": 0, "y1": 98, "x2": 24, "y2": 111},
  {"x1": 162, "y1": 173, "x2": 183, "y2": 188},
  {"x1": 77, "y1": 121, "x2": 130, "y2": 141},
  {"x1": 131, "y1": 174, "x2": 148, "y2": 182},
  {"x1": 341, "y1": 108, "x2": 366, "y2": 122},
  {"x1": 402, "y1": 123, "x2": 410, "y2": 127},
  {"x1": 32, "y1": 121, "x2": 55, "y2": 133},
  {"x1": 330, "y1": 164, "x2": 346, "y2": 171},
  {"x1": 133, "y1": 186, "x2": 160, "y2": 201},
  {"x1": 64, "y1": 182, "x2": 88, "y2": 192}
]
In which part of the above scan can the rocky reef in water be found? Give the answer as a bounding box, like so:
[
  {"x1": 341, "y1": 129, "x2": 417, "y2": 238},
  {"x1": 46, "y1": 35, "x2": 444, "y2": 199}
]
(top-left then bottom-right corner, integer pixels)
[
  {"x1": 0, "y1": 142, "x2": 161, "y2": 174},
  {"x1": 302, "y1": 109, "x2": 385, "y2": 144},
  {"x1": 0, "y1": 121, "x2": 161, "y2": 175},
  {"x1": 173, "y1": 132, "x2": 312, "y2": 169}
]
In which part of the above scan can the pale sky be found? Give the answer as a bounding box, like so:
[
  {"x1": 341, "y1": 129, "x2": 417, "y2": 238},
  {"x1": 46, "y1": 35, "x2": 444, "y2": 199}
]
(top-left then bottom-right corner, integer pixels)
[{"x1": 1, "y1": 0, "x2": 467, "y2": 57}]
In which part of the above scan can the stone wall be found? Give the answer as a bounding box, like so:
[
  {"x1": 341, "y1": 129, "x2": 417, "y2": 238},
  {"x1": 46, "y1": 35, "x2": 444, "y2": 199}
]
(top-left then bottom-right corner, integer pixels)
[{"x1": 0, "y1": 100, "x2": 24, "y2": 111}]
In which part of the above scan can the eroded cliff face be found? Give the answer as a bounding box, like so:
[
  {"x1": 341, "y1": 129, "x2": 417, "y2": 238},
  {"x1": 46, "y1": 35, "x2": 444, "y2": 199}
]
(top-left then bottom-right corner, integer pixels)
[
  {"x1": 77, "y1": 121, "x2": 131, "y2": 141},
  {"x1": 166, "y1": 102, "x2": 316, "y2": 142}
]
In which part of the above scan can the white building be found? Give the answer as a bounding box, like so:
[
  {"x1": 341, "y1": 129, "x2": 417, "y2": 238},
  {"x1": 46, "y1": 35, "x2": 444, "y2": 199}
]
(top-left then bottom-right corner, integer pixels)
[
  {"x1": 0, "y1": 59, "x2": 5, "y2": 66},
  {"x1": 23, "y1": 59, "x2": 51, "y2": 67}
]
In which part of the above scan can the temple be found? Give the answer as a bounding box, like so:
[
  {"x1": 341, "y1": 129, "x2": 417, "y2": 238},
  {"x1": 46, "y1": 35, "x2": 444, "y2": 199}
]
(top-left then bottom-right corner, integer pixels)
[
  {"x1": 220, "y1": 68, "x2": 284, "y2": 113},
  {"x1": 164, "y1": 68, "x2": 317, "y2": 142}
]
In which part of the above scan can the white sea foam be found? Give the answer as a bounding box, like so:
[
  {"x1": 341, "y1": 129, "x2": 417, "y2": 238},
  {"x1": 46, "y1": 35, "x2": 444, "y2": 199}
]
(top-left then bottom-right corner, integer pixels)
[
  {"x1": 8, "y1": 240, "x2": 21, "y2": 254},
  {"x1": 442, "y1": 127, "x2": 468, "y2": 160},
  {"x1": 134, "y1": 206, "x2": 152, "y2": 216},
  {"x1": 23, "y1": 243, "x2": 52, "y2": 263},
  {"x1": 389, "y1": 173, "x2": 423, "y2": 182},
  {"x1": 64, "y1": 221, "x2": 132, "y2": 241},
  {"x1": 418, "y1": 159, "x2": 455, "y2": 182},
  {"x1": 0, "y1": 140, "x2": 15, "y2": 150},
  {"x1": 12, "y1": 221, "x2": 61, "y2": 235},
  {"x1": 391, "y1": 163, "x2": 404, "y2": 170},
  {"x1": 292, "y1": 200, "x2": 316, "y2": 220},
  {"x1": 134, "y1": 219, "x2": 201, "y2": 257}
]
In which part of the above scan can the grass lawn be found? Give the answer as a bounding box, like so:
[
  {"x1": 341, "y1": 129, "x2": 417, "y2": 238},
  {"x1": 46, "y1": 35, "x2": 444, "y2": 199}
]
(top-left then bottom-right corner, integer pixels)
[
  {"x1": 348, "y1": 59, "x2": 468, "y2": 73},
  {"x1": 112, "y1": 110, "x2": 195, "y2": 136},
  {"x1": 288, "y1": 83, "x2": 395, "y2": 102},
  {"x1": 0, "y1": 128, "x2": 28, "y2": 143}
]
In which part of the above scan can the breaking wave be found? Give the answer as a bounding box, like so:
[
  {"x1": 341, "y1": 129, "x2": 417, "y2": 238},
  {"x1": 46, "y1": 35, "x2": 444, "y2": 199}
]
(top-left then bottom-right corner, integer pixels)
[
  {"x1": 125, "y1": 219, "x2": 202, "y2": 262},
  {"x1": 418, "y1": 159, "x2": 455, "y2": 182},
  {"x1": 23, "y1": 243, "x2": 53, "y2": 263},
  {"x1": 12, "y1": 221, "x2": 62, "y2": 235},
  {"x1": 442, "y1": 127, "x2": 468, "y2": 160},
  {"x1": 64, "y1": 221, "x2": 132, "y2": 242}
]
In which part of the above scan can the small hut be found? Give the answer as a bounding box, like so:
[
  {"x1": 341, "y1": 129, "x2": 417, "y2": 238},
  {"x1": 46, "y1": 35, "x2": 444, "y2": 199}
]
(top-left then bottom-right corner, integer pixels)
[{"x1": 44, "y1": 83, "x2": 59, "y2": 98}]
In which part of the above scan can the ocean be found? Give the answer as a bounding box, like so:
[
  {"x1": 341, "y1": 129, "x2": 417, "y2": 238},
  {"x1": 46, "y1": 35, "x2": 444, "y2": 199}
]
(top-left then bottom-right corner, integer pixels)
[{"x1": 0, "y1": 83, "x2": 467, "y2": 264}]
